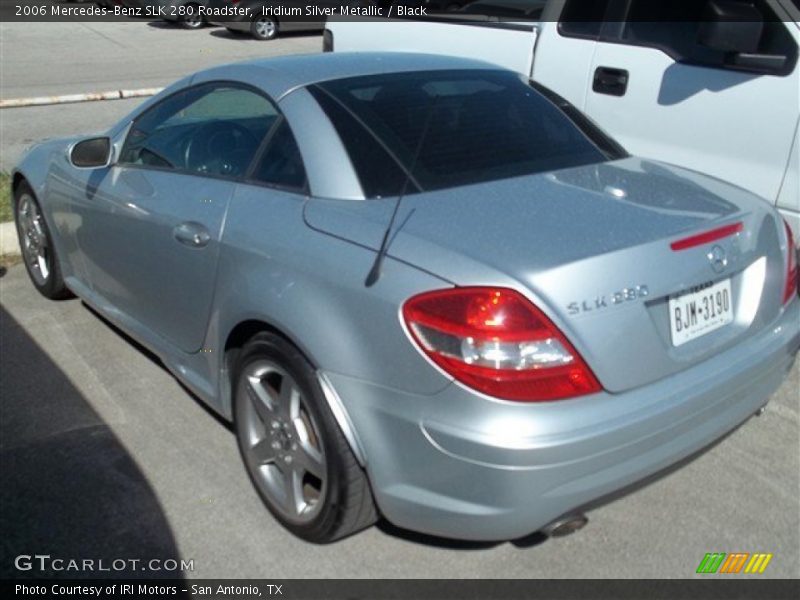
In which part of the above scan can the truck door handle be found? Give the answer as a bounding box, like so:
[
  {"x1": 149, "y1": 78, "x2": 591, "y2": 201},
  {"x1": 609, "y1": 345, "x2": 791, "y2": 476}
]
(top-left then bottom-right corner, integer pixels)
[
  {"x1": 593, "y1": 67, "x2": 629, "y2": 96},
  {"x1": 173, "y1": 222, "x2": 211, "y2": 248}
]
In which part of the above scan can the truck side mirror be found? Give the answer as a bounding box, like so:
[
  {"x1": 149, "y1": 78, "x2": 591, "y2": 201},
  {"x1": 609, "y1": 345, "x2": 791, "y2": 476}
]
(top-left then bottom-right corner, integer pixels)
[
  {"x1": 69, "y1": 137, "x2": 112, "y2": 169},
  {"x1": 698, "y1": 0, "x2": 763, "y2": 53},
  {"x1": 698, "y1": 0, "x2": 788, "y2": 73}
]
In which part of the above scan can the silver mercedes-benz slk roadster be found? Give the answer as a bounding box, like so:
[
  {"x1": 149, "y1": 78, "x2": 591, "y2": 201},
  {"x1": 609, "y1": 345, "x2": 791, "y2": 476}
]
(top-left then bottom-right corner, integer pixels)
[{"x1": 12, "y1": 53, "x2": 799, "y2": 543}]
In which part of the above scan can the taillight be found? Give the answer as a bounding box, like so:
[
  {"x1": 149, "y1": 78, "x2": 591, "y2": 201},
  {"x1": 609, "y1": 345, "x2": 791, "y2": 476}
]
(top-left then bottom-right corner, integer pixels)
[
  {"x1": 402, "y1": 287, "x2": 602, "y2": 402},
  {"x1": 783, "y1": 221, "x2": 798, "y2": 305}
]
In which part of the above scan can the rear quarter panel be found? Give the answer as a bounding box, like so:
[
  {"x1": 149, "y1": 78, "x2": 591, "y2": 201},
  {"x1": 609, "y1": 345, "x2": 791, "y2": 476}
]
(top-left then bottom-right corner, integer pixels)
[{"x1": 208, "y1": 183, "x2": 455, "y2": 419}]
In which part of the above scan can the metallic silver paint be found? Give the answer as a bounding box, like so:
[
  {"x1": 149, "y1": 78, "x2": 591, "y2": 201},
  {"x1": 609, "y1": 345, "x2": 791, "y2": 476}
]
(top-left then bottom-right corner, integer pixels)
[
  {"x1": 12, "y1": 53, "x2": 800, "y2": 541},
  {"x1": 316, "y1": 371, "x2": 367, "y2": 467}
]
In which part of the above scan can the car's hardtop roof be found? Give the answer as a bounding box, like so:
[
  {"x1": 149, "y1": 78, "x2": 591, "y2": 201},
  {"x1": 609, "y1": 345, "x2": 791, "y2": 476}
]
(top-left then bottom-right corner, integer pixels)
[{"x1": 196, "y1": 52, "x2": 507, "y2": 100}]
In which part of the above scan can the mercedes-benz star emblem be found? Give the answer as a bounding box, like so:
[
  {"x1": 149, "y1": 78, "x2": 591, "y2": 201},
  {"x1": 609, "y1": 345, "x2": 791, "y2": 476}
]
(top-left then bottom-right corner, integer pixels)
[{"x1": 708, "y1": 245, "x2": 728, "y2": 273}]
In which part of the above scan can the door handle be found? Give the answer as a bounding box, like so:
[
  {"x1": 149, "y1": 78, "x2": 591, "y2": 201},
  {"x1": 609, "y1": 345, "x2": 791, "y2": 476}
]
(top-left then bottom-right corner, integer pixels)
[
  {"x1": 593, "y1": 67, "x2": 629, "y2": 96},
  {"x1": 173, "y1": 222, "x2": 211, "y2": 248}
]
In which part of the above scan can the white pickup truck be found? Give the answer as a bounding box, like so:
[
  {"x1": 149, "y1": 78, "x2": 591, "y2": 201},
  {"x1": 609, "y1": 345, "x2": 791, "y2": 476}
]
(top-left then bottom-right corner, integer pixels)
[{"x1": 325, "y1": 0, "x2": 800, "y2": 235}]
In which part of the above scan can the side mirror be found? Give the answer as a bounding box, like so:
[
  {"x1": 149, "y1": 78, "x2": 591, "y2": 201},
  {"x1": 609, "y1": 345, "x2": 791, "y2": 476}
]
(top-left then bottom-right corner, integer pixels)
[
  {"x1": 698, "y1": 0, "x2": 763, "y2": 53},
  {"x1": 69, "y1": 137, "x2": 112, "y2": 168},
  {"x1": 697, "y1": 0, "x2": 788, "y2": 73}
]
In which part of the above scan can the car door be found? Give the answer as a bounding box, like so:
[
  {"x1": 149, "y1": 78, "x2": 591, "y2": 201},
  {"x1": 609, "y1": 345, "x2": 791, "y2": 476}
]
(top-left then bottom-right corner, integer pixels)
[
  {"x1": 581, "y1": 0, "x2": 799, "y2": 203},
  {"x1": 72, "y1": 82, "x2": 280, "y2": 352},
  {"x1": 531, "y1": 0, "x2": 610, "y2": 109}
]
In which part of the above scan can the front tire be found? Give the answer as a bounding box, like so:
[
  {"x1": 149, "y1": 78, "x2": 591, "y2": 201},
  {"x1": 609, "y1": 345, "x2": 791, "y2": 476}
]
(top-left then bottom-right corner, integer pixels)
[
  {"x1": 14, "y1": 182, "x2": 72, "y2": 300},
  {"x1": 250, "y1": 16, "x2": 278, "y2": 40},
  {"x1": 233, "y1": 333, "x2": 377, "y2": 543}
]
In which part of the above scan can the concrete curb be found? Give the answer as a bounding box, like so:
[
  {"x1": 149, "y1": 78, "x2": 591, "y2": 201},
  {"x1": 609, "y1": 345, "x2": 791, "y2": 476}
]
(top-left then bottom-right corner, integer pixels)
[
  {"x1": 0, "y1": 87, "x2": 163, "y2": 109},
  {"x1": 0, "y1": 221, "x2": 21, "y2": 256}
]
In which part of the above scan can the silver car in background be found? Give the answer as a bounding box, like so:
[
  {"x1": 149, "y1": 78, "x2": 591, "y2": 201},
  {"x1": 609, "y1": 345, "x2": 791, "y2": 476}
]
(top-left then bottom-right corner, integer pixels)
[
  {"x1": 11, "y1": 53, "x2": 800, "y2": 543},
  {"x1": 150, "y1": 0, "x2": 211, "y2": 29},
  {"x1": 207, "y1": 0, "x2": 331, "y2": 40}
]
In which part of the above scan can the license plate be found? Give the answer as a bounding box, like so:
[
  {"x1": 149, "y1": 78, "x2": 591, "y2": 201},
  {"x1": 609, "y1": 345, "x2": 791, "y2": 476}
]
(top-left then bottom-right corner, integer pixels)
[{"x1": 668, "y1": 279, "x2": 733, "y2": 347}]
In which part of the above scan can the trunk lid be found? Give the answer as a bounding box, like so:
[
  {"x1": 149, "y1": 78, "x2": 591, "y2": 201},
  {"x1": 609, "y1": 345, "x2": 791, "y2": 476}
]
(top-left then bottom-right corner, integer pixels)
[{"x1": 304, "y1": 158, "x2": 788, "y2": 392}]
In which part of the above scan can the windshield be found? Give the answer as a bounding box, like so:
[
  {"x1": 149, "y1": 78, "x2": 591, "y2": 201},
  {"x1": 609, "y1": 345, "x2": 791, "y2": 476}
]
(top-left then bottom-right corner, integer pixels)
[{"x1": 310, "y1": 70, "x2": 616, "y2": 198}]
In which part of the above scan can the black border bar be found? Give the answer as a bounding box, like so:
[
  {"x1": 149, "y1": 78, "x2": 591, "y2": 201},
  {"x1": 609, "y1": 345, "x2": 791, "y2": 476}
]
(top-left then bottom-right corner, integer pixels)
[{"x1": 4, "y1": 579, "x2": 800, "y2": 600}]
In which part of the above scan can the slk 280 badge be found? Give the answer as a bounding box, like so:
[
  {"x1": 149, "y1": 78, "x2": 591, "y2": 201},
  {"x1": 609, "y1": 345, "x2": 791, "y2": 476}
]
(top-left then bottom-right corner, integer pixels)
[{"x1": 567, "y1": 285, "x2": 649, "y2": 316}]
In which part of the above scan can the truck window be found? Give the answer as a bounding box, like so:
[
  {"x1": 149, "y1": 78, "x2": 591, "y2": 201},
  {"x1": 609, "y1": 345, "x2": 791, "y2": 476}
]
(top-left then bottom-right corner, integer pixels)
[
  {"x1": 558, "y1": 0, "x2": 611, "y2": 40},
  {"x1": 614, "y1": 0, "x2": 797, "y2": 76},
  {"x1": 311, "y1": 70, "x2": 613, "y2": 196},
  {"x1": 458, "y1": 0, "x2": 547, "y2": 20}
]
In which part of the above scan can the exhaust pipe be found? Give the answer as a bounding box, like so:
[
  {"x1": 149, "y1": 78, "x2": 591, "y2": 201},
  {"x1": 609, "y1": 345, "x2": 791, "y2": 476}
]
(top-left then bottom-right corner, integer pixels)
[{"x1": 541, "y1": 513, "x2": 588, "y2": 538}]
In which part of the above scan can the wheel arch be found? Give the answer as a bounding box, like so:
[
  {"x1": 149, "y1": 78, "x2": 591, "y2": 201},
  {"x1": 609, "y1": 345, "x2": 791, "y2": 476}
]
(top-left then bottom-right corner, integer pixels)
[
  {"x1": 10, "y1": 171, "x2": 28, "y2": 215},
  {"x1": 11, "y1": 170, "x2": 28, "y2": 194},
  {"x1": 253, "y1": 12, "x2": 280, "y2": 25},
  {"x1": 221, "y1": 318, "x2": 367, "y2": 466}
]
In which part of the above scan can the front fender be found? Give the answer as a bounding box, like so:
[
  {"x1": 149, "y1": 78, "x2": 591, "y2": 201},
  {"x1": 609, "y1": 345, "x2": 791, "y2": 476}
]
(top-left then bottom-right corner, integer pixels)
[{"x1": 13, "y1": 136, "x2": 79, "y2": 199}]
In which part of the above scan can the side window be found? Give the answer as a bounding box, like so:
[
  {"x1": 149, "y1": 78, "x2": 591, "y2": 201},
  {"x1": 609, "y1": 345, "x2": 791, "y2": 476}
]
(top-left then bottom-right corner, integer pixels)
[
  {"x1": 119, "y1": 84, "x2": 278, "y2": 178},
  {"x1": 614, "y1": 0, "x2": 797, "y2": 75},
  {"x1": 456, "y1": 0, "x2": 547, "y2": 20},
  {"x1": 250, "y1": 120, "x2": 308, "y2": 193},
  {"x1": 558, "y1": 0, "x2": 611, "y2": 40}
]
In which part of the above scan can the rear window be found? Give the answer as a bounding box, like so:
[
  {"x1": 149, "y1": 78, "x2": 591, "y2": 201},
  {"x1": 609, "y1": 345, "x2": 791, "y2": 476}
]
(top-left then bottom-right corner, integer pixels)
[{"x1": 310, "y1": 70, "x2": 612, "y2": 197}]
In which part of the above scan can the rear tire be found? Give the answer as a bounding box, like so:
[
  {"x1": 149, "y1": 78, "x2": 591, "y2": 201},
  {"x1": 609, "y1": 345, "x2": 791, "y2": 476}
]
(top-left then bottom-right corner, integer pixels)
[
  {"x1": 233, "y1": 332, "x2": 377, "y2": 542},
  {"x1": 13, "y1": 182, "x2": 72, "y2": 300},
  {"x1": 250, "y1": 16, "x2": 278, "y2": 40},
  {"x1": 180, "y1": 4, "x2": 205, "y2": 29}
]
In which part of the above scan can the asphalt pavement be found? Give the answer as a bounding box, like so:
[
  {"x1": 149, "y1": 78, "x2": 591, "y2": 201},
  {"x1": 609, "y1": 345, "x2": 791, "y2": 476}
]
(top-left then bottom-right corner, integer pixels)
[
  {"x1": 0, "y1": 22, "x2": 321, "y2": 99},
  {"x1": 1, "y1": 98, "x2": 142, "y2": 172},
  {"x1": 1, "y1": 19, "x2": 799, "y2": 581},
  {"x1": 0, "y1": 22, "x2": 321, "y2": 171}
]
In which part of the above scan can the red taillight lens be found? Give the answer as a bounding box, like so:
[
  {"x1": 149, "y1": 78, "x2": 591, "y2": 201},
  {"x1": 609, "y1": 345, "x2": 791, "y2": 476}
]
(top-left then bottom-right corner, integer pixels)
[
  {"x1": 402, "y1": 287, "x2": 602, "y2": 402},
  {"x1": 783, "y1": 221, "x2": 798, "y2": 305}
]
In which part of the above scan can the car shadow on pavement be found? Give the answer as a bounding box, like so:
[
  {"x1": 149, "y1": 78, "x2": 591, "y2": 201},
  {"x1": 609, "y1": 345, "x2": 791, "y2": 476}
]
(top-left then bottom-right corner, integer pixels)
[
  {"x1": 145, "y1": 20, "x2": 218, "y2": 30},
  {"x1": 207, "y1": 29, "x2": 321, "y2": 41},
  {"x1": 146, "y1": 20, "x2": 179, "y2": 29},
  {"x1": 375, "y1": 519, "x2": 503, "y2": 551},
  {"x1": 0, "y1": 305, "x2": 186, "y2": 580}
]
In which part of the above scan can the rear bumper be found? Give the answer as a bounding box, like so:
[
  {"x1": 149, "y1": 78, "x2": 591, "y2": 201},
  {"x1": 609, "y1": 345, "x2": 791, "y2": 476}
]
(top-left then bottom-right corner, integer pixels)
[{"x1": 326, "y1": 300, "x2": 799, "y2": 540}]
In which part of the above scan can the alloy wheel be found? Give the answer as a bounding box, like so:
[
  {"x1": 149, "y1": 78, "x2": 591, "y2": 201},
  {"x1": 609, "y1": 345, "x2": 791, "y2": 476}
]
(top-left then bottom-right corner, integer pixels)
[
  {"x1": 183, "y1": 12, "x2": 203, "y2": 29},
  {"x1": 238, "y1": 360, "x2": 326, "y2": 524},
  {"x1": 17, "y1": 194, "x2": 50, "y2": 286},
  {"x1": 255, "y1": 18, "x2": 276, "y2": 40}
]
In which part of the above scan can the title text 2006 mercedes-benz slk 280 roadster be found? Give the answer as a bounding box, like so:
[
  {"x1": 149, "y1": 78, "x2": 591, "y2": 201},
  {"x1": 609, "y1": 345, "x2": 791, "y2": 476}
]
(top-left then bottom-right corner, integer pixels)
[{"x1": 12, "y1": 53, "x2": 799, "y2": 543}]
